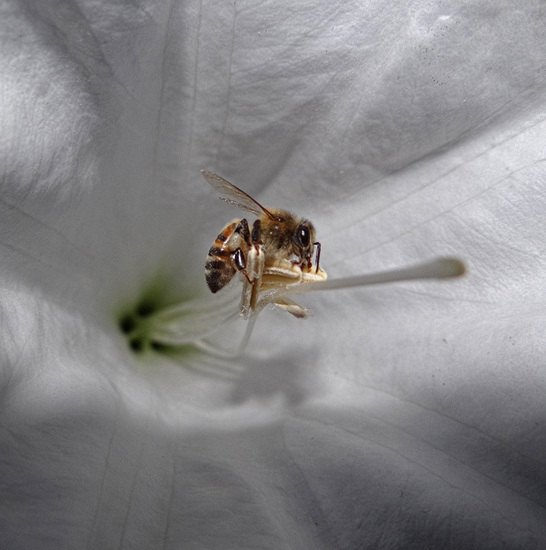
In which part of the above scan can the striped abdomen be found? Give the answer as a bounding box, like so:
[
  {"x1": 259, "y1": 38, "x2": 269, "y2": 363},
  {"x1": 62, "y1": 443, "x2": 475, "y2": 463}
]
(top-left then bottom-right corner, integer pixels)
[{"x1": 205, "y1": 221, "x2": 238, "y2": 293}]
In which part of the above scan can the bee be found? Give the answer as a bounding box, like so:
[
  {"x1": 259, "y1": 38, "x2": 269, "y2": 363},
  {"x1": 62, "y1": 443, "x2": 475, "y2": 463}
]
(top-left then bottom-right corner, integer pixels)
[{"x1": 202, "y1": 170, "x2": 326, "y2": 318}]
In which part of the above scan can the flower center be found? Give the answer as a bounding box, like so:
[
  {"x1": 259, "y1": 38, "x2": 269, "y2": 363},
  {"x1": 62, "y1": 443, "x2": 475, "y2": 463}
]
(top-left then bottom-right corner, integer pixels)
[{"x1": 117, "y1": 283, "x2": 241, "y2": 355}]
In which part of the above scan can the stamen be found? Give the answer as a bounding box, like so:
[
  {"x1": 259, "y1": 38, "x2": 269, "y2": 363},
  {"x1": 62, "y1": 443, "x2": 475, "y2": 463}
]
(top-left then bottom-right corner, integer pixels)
[
  {"x1": 144, "y1": 286, "x2": 241, "y2": 347},
  {"x1": 128, "y1": 257, "x2": 464, "y2": 358},
  {"x1": 258, "y1": 257, "x2": 465, "y2": 305},
  {"x1": 201, "y1": 257, "x2": 465, "y2": 356},
  {"x1": 194, "y1": 314, "x2": 259, "y2": 358}
]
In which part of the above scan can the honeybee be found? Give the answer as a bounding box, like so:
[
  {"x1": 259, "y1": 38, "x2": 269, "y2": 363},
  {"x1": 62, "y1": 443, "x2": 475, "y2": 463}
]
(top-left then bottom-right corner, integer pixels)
[{"x1": 202, "y1": 170, "x2": 327, "y2": 318}]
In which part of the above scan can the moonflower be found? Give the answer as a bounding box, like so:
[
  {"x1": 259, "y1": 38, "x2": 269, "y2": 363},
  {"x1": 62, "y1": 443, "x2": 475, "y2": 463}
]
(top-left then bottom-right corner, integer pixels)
[{"x1": 2, "y1": 1, "x2": 546, "y2": 548}]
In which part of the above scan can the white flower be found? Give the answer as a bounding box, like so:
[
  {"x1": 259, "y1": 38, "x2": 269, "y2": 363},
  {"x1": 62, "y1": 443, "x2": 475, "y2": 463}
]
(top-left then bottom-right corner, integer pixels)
[{"x1": 1, "y1": 1, "x2": 545, "y2": 548}]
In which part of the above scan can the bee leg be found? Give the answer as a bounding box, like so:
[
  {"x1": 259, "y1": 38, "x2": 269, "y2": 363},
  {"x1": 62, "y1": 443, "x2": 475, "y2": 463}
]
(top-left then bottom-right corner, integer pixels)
[
  {"x1": 313, "y1": 241, "x2": 321, "y2": 272},
  {"x1": 231, "y1": 218, "x2": 265, "y2": 317},
  {"x1": 240, "y1": 244, "x2": 265, "y2": 318},
  {"x1": 232, "y1": 238, "x2": 263, "y2": 312},
  {"x1": 251, "y1": 219, "x2": 261, "y2": 246},
  {"x1": 234, "y1": 218, "x2": 251, "y2": 245},
  {"x1": 229, "y1": 218, "x2": 252, "y2": 284},
  {"x1": 232, "y1": 248, "x2": 252, "y2": 284}
]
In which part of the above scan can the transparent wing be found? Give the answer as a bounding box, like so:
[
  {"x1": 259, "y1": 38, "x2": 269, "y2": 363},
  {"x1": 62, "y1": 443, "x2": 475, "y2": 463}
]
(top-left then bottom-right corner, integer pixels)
[{"x1": 201, "y1": 170, "x2": 275, "y2": 220}]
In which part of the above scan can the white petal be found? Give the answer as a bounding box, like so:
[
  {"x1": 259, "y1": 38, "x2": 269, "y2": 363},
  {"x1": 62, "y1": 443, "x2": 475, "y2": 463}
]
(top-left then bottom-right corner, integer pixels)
[{"x1": 2, "y1": 0, "x2": 546, "y2": 548}]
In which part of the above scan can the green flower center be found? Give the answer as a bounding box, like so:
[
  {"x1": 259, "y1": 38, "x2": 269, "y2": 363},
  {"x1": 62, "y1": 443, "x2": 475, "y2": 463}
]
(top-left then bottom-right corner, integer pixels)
[{"x1": 117, "y1": 282, "x2": 241, "y2": 356}]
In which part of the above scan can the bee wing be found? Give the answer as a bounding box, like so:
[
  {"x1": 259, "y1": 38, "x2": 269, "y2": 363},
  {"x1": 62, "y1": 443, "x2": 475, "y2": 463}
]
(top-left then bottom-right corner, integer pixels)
[{"x1": 201, "y1": 170, "x2": 276, "y2": 220}]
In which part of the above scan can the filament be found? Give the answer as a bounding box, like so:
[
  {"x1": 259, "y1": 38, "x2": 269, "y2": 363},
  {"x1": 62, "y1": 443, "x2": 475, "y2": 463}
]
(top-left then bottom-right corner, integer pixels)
[
  {"x1": 145, "y1": 287, "x2": 240, "y2": 346},
  {"x1": 259, "y1": 257, "x2": 465, "y2": 306}
]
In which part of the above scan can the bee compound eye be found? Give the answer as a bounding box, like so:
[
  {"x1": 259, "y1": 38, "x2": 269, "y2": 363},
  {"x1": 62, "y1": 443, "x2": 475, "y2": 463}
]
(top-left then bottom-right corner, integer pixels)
[{"x1": 296, "y1": 225, "x2": 310, "y2": 248}]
